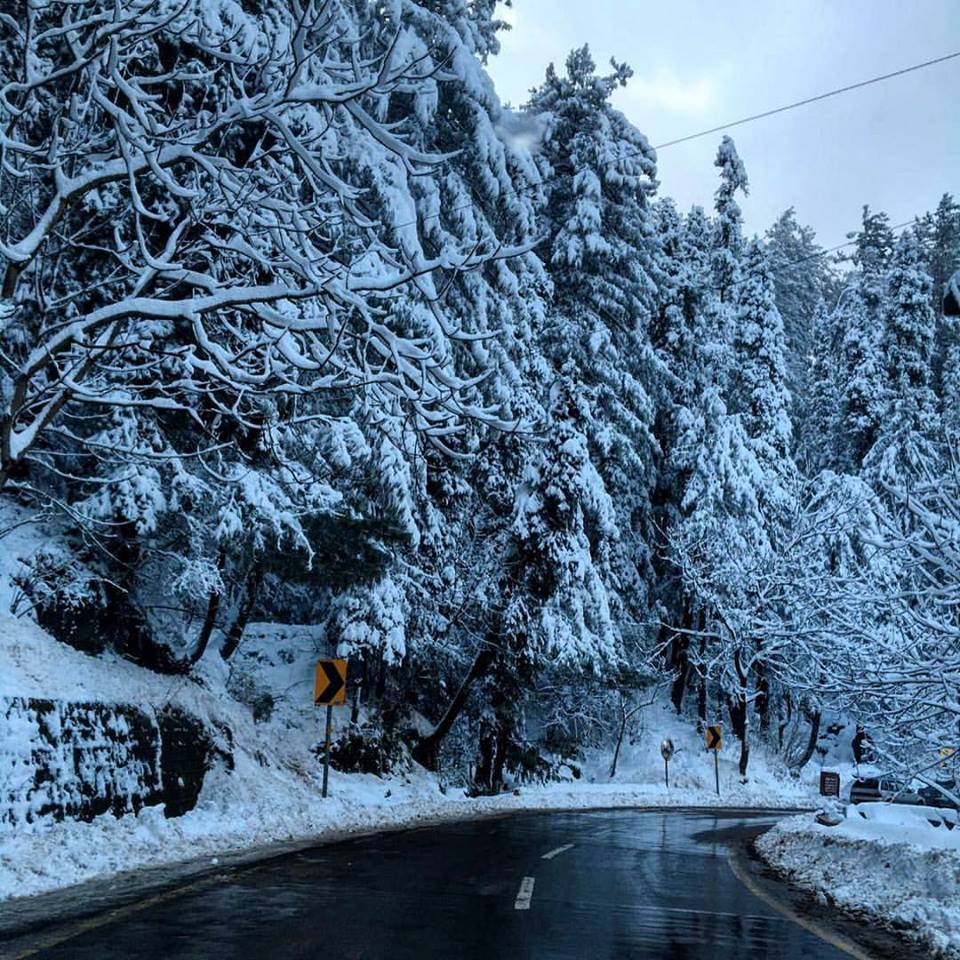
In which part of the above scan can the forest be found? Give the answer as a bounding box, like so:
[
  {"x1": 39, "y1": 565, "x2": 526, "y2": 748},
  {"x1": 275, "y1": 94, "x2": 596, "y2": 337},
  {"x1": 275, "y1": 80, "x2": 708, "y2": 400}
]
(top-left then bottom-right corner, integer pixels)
[{"x1": 1, "y1": 0, "x2": 958, "y2": 796}]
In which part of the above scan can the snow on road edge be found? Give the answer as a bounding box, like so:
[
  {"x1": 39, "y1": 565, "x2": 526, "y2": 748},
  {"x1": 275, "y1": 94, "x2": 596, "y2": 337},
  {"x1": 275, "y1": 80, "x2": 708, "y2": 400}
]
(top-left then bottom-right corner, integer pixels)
[{"x1": 755, "y1": 812, "x2": 960, "y2": 959}]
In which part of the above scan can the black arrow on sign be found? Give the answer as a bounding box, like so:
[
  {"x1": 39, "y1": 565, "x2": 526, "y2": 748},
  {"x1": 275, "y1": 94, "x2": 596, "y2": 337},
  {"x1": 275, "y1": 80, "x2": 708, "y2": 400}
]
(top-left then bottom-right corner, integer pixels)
[
  {"x1": 707, "y1": 726, "x2": 722, "y2": 750},
  {"x1": 316, "y1": 660, "x2": 346, "y2": 704}
]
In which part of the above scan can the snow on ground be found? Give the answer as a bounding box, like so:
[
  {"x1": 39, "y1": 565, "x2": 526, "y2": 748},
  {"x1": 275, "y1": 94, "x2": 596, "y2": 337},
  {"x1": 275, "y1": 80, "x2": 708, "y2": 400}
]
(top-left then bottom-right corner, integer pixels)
[
  {"x1": 757, "y1": 803, "x2": 960, "y2": 959},
  {"x1": 2, "y1": 614, "x2": 816, "y2": 903}
]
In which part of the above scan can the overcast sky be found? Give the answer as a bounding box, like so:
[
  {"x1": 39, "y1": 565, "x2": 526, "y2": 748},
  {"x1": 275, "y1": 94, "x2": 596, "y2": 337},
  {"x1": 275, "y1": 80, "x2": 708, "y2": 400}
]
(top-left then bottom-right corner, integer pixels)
[{"x1": 487, "y1": 1, "x2": 960, "y2": 248}]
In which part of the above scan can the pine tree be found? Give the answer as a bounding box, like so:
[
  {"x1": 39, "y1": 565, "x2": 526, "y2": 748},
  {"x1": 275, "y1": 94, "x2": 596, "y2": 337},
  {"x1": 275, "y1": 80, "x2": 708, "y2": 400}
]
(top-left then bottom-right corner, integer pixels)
[
  {"x1": 916, "y1": 194, "x2": 960, "y2": 398},
  {"x1": 834, "y1": 207, "x2": 896, "y2": 472},
  {"x1": 764, "y1": 209, "x2": 835, "y2": 430},
  {"x1": 731, "y1": 239, "x2": 796, "y2": 527},
  {"x1": 520, "y1": 44, "x2": 662, "y2": 657},
  {"x1": 712, "y1": 136, "x2": 749, "y2": 307},
  {"x1": 801, "y1": 300, "x2": 844, "y2": 473},
  {"x1": 864, "y1": 230, "x2": 940, "y2": 488}
]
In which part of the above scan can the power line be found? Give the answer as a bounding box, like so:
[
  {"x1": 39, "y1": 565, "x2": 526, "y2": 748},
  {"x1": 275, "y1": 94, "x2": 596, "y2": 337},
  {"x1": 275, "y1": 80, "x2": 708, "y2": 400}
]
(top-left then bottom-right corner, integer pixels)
[
  {"x1": 653, "y1": 50, "x2": 960, "y2": 149},
  {"x1": 769, "y1": 219, "x2": 914, "y2": 277},
  {"x1": 378, "y1": 50, "x2": 958, "y2": 234}
]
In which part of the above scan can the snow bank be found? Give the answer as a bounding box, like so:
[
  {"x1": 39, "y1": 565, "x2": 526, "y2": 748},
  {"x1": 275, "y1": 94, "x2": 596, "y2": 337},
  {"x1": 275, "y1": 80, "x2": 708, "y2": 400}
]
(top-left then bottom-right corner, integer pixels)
[{"x1": 756, "y1": 805, "x2": 960, "y2": 959}]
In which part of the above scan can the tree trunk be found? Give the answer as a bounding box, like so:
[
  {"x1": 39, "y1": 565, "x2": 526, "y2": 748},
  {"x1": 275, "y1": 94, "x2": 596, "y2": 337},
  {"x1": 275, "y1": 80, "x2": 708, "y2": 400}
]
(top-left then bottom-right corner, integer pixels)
[
  {"x1": 473, "y1": 700, "x2": 512, "y2": 796},
  {"x1": 852, "y1": 724, "x2": 867, "y2": 764},
  {"x1": 669, "y1": 620, "x2": 691, "y2": 714},
  {"x1": 792, "y1": 707, "x2": 821, "y2": 773},
  {"x1": 474, "y1": 720, "x2": 496, "y2": 794},
  {"x1": 219, "y1": 561, "x2": 262, "y2": 661},
  {"x1": 411, "y1": 645, "x2": 496, "y2": 771},
  {"x1": 696, "y1": 635, "x2": 707, "y2": 729},
  {"x1": 738, "y1": 719, "x2": 750, "y2": 778},
  {"x1": 731, "y1": 648, "x2": 750, "y2": 779},
  {"x1": 351, "y1": 652, "x2": 368, "y2": 725},
  {"x1": 375, "y1": 655, "x2": 387, "y2": 702},
  {"x1": 189, "y1": 548, "x2": 227, "y2": 666},
  {"x1": 610, "y1": 699, "x2": 628, "y2": 778},
  {"x1": 756, "y1": 673, "x2": 770, "y2": 735},
  {"x1": 778, "y1": 690, "x2": 793, "y2": 750}
]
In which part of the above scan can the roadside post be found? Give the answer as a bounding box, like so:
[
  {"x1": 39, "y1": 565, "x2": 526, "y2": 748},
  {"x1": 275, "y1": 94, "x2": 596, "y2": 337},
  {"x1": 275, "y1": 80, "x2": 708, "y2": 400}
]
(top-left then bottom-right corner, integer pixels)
[
  {"x1": 706, "y1": 724, "x2": 722, "y2": 795},
  {"x1": 660, "y1": 738, "x2": 675, "y2": 788},
  {"x1": 314, "y1": 658, "x2": 348, "y2": 798}
]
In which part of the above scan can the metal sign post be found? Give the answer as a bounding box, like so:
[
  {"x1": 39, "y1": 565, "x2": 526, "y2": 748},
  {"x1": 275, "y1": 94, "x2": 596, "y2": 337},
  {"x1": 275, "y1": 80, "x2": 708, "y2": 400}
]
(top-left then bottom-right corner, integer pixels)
[
  {"x1": 314, "y1": 659, "x2": 348, "y2": 799},
  {"x1": 660, "y1": 738, "x2": 675, "y2": 788},
  {"x1": 322, "y1": 704, "x2": 334, "y2": 798},
  {"x1": 706, "y1": 724, "x2": 722, "y2": 796}
]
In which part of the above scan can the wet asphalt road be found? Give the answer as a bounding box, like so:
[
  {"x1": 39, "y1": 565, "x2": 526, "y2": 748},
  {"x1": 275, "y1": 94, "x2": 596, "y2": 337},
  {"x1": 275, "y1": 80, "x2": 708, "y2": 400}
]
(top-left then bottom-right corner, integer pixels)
[{"x1": 15, "y1": 810, "x2": 857, "y2": 959}]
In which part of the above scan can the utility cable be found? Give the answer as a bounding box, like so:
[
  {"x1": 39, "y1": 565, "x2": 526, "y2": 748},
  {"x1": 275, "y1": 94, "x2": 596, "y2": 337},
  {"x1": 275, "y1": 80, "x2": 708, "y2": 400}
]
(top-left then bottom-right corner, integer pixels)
[
  {"x1": 653, "y1": 51, "x2": 960, "y2": 149},
  {"x1": 377, "y1": 50, "x2": 960, "y2": 232}
]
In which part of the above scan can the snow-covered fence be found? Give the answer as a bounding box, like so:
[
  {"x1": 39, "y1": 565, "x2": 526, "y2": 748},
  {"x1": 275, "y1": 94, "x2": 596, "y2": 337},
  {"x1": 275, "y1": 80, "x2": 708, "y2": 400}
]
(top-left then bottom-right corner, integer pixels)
[{"x1": 0, "y1": 699, "x2": 227, "y2": 830}]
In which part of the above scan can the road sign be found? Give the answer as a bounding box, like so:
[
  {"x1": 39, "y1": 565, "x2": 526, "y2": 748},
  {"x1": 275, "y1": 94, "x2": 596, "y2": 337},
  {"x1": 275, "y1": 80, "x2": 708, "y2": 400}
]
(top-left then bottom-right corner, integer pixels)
[
  {"x1": 314, "y1": 658, "x2": 348, "y2": 706},
  {"x1": 660, "y1": 738, "x2": 675, "y2": 789},
  {"x1": 706, "y1": 725, "x2": 722, "y2": 751},
  {"x1": 819, "y1": 771, "x2": 840, "y2": 797},
  {"x1": 314, "y1": 659, "x2": 348, "y2": 799}
]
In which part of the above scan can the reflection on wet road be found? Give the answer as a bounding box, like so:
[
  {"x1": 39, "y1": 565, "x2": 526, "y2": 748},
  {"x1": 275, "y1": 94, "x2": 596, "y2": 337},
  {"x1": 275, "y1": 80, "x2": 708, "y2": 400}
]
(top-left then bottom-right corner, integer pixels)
[{"x1": 23, "y1": 810, "x2": 853, "y2": 959}]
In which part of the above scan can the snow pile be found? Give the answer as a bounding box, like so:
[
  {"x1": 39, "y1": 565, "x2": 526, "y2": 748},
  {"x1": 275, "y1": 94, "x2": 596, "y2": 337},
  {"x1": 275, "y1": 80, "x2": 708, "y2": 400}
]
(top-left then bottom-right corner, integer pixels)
[
  {"x1": 1, "y1": 618, "x2": 815, "y2": 903},
  {"x1": 757, "y1": 804, "x2": 960, "y2": 958}
]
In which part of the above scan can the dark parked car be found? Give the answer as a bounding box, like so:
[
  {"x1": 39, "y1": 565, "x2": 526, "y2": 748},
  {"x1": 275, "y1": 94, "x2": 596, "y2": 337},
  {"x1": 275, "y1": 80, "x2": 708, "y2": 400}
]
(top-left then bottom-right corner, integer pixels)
[
  {"x1": 919, "y1": 781, "x2": 959, "y2": 811},
  {"x1": 849, "y1": 776, "x2": 923, "y2": 805}
]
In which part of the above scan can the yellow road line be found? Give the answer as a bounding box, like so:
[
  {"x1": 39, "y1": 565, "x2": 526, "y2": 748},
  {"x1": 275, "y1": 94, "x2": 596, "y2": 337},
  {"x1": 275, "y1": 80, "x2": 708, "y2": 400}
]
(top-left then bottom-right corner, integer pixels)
[
  {"x1": 726, "y1": 846, "x2": 875, "y2": 960},
  {"x1": 8, "y1": 872, "x2": 225, "y2": 960}
]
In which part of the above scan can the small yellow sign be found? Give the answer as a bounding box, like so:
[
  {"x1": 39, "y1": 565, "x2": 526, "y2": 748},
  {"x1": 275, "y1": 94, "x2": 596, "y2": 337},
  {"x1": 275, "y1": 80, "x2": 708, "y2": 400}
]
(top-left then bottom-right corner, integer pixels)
[
  {"x1": 314, "y1": 659, "x2": 348, "y2": 706},
  {"x1": 706, "y1": 725, "x2": 722, "y2": 751}
]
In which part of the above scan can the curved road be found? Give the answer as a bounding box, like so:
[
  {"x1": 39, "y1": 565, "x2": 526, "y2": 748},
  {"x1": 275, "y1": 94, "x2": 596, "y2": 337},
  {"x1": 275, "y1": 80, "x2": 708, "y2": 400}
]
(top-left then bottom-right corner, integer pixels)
[{"x1": 7, "y1": 810, "x2": 891, "y2": 959}]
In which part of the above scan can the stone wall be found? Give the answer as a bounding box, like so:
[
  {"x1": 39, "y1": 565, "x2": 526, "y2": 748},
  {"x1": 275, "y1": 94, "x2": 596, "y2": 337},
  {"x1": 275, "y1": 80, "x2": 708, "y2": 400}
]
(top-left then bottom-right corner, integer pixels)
[{"x1": 0, "y1": 698, "x2": 230, "y2": 829}]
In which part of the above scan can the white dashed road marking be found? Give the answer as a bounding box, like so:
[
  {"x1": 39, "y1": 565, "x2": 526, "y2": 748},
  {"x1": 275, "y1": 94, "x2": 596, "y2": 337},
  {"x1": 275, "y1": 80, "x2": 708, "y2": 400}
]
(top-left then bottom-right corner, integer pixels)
[
  {"x1": 541, "y1": 843, "x2": 575, "y2": 860},
  {"x1": 514, "y1": 876, "x2": 536, "y2": 910}
]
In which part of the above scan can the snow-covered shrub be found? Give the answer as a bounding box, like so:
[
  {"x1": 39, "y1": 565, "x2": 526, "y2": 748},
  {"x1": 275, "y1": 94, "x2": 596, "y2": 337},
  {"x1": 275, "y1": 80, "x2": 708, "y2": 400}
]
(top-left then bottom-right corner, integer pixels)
[{"x1": 325, "y1": 717, "x2": 410, "y2": 778}]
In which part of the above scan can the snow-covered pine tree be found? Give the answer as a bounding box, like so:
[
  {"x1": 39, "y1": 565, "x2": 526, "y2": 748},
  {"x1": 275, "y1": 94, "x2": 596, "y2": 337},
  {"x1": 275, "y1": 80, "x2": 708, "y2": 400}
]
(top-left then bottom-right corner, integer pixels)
[
  {"x1": 712, "y1": 137, "x2": 749, "y2": 307},
  {"x1": 523, "y1": 44, "x2": 661, "y2": 655},
  {"x1": 916, "y1": 194, "x2": 960, "y2": 398},
  {"x1": 801, "y1": 300, "x2": 844, "y2": 473},
  {"x1": 670, "y1": 380, "x2": 770, "y2": 775},
  {"x1": 650, "y1": 200, "x2": 725, "y2": 712},
  {"x1": 833, "y1": 208, "x2": 895, "y2": 473},
  {"x1": 764, "y1": 209, "x2": 835, "y2": 430},
  {"x1": 730, "y1": 238, "x2": 796, "y2": 528},
  {"x1": 423, "y1": 45, "x2": 665, "y2": 791},
  {"x1": 863, "y1": 230, "x2": 940, "y2": 489}
]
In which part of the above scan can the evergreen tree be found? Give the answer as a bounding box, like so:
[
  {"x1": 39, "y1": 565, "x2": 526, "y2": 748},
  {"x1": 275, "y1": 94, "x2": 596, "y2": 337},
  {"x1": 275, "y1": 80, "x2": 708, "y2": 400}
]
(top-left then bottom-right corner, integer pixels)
[
  {"x1": 863, "y1": 230, "x2": 940, "y2": 487},
  {"x1": 764, "y1": 209, "x2": 835, "y2": 429},
  {"x1": 519, "y1": 44, "x2": 662, "y2": 657},
  {"x1": 731, "y1": 239, "x2": 796, "y2": 527},
  {"x1": 801, "y1": 300, "x2": 844, "y2": 473},
  {"x1": 712, "y1": 137, "x2": 749, "y2": 307},
  {"x1": 834, "y1": 207, "x2": 895, "y2": 472},
  {"x1": 916, "y1": 194, "x2": 960, "y2": 397}
]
